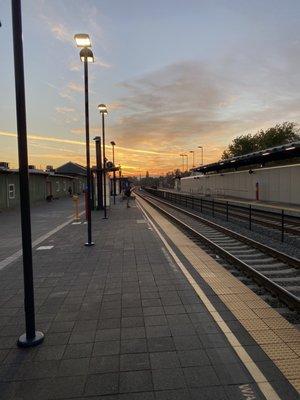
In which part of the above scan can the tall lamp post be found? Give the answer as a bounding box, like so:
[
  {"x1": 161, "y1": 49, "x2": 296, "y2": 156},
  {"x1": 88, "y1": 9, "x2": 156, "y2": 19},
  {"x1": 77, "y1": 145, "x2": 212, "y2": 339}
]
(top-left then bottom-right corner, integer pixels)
[
  {"x1": 184, "y1": 154, "x2": 189, "y2": 171},
  {"x1": 110, "y1": 141, "x2": 116, "y2": 205},
  {"x1": 93, "y1": 136, "x2": 103, "y2": 210},
  {"x1": 98, "y1": 104, "x2": 108, "y2": 219},
  {"x1": 180, "y1": 154, "x2": 185, "y2": 172},
  {"x1": 198, "y1": 146, "x2": 204, "y2": 165},
  {"x1": 11, "y1": 0, "x2": 44, "y2": 347},
  {"x1": 189, "y1": 150, "x2": 195, "y2": 168},
  {"x1": 74, "y1": 33, "x2": 94, "y2": 246}
]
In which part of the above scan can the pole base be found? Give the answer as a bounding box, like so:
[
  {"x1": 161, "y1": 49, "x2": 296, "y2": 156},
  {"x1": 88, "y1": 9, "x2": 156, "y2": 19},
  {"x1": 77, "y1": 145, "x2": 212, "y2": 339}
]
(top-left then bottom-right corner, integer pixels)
[
  {"x1": 17, "y1": 331, "x2": 44, "y2": 348},
  {"x1": 85, "y1": 242, "x2": 95, "y2": 247},
  {"x1": 102, "y1": 217, "x2": 108, "y2": 220}
]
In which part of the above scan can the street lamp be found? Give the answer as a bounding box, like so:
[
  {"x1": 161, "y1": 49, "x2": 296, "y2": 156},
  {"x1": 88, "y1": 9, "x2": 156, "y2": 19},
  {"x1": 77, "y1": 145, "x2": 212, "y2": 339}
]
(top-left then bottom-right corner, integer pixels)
[
  {"x1": 98, "y1": 104, "x2": 108, "y2": 219},
  {"x1": 11, "y1": 0, "x2": 44, "y2": 347},
  {"x1": 198, "y1": 146, "x2": 204, "y2": 165},
  {"x1": 180, "y1": 154, "x2": 185, "y2": 172},
  {"x1": 93, "y1": 136, "x2": 103, "y2": 210},
  {"x1": 110, "y1": 141, "x2": 116, "y2": 205},
  {"x1": 74, "y1": 33, "x2": 94, "y2": 246},
  {"x1": 189, "y1": 150, "x2": 195, "y2": 168}
]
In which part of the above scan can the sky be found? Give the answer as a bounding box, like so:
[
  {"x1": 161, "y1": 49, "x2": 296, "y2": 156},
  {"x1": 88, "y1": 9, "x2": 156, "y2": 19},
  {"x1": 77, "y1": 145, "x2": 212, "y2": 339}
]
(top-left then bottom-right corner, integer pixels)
[{"x1": 1, "y1": 0, "x2": 300, "y2": 176}]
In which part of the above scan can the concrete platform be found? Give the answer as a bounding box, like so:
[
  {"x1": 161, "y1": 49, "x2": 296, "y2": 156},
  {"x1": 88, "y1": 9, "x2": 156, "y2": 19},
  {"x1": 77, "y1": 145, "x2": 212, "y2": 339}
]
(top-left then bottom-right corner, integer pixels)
[{"x1": 0, "y1": 196, "x2": 299, "y2": 399}]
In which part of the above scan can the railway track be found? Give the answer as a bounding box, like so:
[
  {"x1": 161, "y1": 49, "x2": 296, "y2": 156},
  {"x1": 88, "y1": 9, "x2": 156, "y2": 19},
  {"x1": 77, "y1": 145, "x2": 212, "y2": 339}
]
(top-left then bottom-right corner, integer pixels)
[
  {"x1": 145, "y1": 188, "x2": 300, "y2": 240},
  {"x1": 136, "y1": 190, "x2": 300, "y2": 312}
]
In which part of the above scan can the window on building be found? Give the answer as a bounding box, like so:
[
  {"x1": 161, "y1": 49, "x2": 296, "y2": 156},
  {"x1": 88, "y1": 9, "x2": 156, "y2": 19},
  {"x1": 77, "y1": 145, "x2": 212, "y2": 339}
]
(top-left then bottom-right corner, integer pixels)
[
  {"x1": 63, "y1": 181, "x2": 66, "y2": 191},
  {"x1": 8, "y1": 184, "x2": 15, "y2": 199},
  {"x1": 56, "y1": 181, "x2": 60, "y2": 192}
]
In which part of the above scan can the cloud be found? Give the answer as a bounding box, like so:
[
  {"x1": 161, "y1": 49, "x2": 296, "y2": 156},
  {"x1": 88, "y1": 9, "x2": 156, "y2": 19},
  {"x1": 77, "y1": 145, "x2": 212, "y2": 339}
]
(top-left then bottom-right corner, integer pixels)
[
  {"x1": 55, "y1": 107, "x2": 75, "y2": 114},
  {"x1": 67, "y1": 82, "x2": 84, "y2": 93}
]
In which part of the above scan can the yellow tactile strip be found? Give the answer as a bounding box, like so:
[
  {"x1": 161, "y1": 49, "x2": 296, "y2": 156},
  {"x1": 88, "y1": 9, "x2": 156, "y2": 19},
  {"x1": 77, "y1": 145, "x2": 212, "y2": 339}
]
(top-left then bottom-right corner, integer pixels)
[{"x1": 137, "y1": 197, "x2": 300, "y2": 394}]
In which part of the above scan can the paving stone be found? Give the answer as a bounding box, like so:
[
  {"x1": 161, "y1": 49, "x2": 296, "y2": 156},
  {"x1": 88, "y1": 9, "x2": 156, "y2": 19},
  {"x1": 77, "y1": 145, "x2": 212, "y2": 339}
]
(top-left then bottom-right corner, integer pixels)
[
  {"x1": 173, "y1": 335, "x2": 203, "y2": 351},
  {"x1": 147, "y1": 337, "x2": 175, "y2": 353},
  {"x1": 120, "y1": 353, "x2": 150, "y2": 371},
  {"x1": 34, "y1": 345, "x2": 66, "y2": 361},
  {"x1": 85, "y1": 372, "x2": 119, "y2": 396},
  {"x1": 96, "y1": 328, "x2": 121, "y2": 342},
  {"x1": 213, "y1": 362, "x2": 254, "y2": 385},
  {"x1": 63, "y1": 343, "x2": 93, "y2": 359},
  {"x1": 178, "y1": 349, "x2": 211, "y2": 367},
  {"x1": 121, "y1": 327, "x2": 146, "y2": 340},
  {"x1": 89, "y1": 355, "x2": 119, "y2": 373},
  {"x1": 121, "y1": 316, "x2": 144, "y2": 328},
  {"x1": 152, "y1": 368, "x2": 186, "y2": 390},
  {"x1": 183, "y1": 366, "x2": 220, "y2": 388},
  {"x1": 93, "y1": 340, "x2": 120, "y2": 356},
  {"x1": 120, "y1": 370, "x2": 153, "y2": 393},
  {"x1": 121, "y1": 338, "x2": 148, "y2": 354},
  {"x1": 155, "y1": 389, "x2": 192, "y2": 400},
  {"x1": 119, "y1": 392, "x2": 155, "y2": 400},
  {"x1": 150, "y1": 351, "x2": 180, "y2": 369},
  {"x1": 146, "y1": 325, "x2": 171, "y2": 338},
  {"x1": 57, "y1": 357, "x2": 90, "y2": 376}
]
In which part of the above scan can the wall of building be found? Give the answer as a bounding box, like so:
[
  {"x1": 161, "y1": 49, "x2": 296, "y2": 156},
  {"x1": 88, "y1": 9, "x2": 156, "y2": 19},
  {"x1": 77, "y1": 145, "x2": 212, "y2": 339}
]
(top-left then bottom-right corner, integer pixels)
[
  {"x1": 180, "y1": 164, "x2": 300, "y2": 205},
  {"x1": 0, "y1": 172, "x2": 85, "y2": 210}
]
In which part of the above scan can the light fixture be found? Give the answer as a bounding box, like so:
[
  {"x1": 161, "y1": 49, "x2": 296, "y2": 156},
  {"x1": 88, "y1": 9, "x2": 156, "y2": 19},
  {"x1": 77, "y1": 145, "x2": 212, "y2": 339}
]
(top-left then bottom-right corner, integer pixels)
[
  {"x1": 74, "y1": 33, "x2": 91, "y2": 48},
  {"x1": 262, "y1": 152, "x2": 269, "y2": 156},
  {"x1": 111, "y1": 141, "x2": 116, "y2": 146},
  {"x1": 286, "y1": 146, "x2": 295, "y2": 151},
  {"x1": 98, "y1": 104, "x2": 107, "y2": 113},
  {"x1": 79, "y1": 48, "x2": 94, "y2": 63},
  {"x1": 230, "y1": 160, "x2": 236, "y2": 163}
]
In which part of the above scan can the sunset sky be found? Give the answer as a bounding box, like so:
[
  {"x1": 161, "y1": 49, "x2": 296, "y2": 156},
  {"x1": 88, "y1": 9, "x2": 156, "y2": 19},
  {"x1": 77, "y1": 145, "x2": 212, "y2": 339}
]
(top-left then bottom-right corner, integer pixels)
[{"x1": 1, "y1": 0, "x2": 300, "y2": 176}]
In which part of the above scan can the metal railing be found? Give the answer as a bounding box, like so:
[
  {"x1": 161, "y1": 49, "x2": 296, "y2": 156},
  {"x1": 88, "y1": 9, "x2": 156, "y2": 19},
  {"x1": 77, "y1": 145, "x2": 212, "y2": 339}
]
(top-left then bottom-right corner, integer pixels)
[{"x1": 144, "y1": 188, "x2": 300, "y2": 242}]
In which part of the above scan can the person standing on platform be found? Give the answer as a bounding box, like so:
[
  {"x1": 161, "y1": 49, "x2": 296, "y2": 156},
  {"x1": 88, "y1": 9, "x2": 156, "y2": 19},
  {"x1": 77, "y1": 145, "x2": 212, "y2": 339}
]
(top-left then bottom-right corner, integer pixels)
[{"x1": 124, "y1": 183, "x2": 132, "y2": 208}]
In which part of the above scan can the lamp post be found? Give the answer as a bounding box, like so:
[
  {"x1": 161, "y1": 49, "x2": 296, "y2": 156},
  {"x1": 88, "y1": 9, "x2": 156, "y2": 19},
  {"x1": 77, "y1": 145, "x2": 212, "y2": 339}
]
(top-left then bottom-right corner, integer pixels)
[
  {"x1": 74, "y1": 33, "x2": 94, "y2": 246},
  {"x1": 93, "y1": 136, "x2": 103, "y2": 210},
  {"x1": 110, "y1": 141, "x2": 116, "y2": 205},
  {"x1": 98, "y1": 104, "x2": 108, "y2": 219},
  {"x1": 189, "y1": 150, "x2": 195, "y2": 168},
  {"x1": 180, "y1": 154, "x2": 185, "y2": 172},
  {"x1": 183, "y1": 154, "x2": 188, "y2": 171},
  {"x1": 198, "y1": 146, "x2": 204, "y2": 165},
  {"x1": 11, "y1": 0, "x2": 44, "y2": 347}
]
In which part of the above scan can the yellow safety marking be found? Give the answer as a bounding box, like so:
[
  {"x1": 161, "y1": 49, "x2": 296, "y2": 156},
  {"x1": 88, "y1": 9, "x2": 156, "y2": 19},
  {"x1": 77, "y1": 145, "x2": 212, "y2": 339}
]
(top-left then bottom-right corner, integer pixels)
[{"x1": 137, "y1": 196, "x2": 300, "y2": 396}]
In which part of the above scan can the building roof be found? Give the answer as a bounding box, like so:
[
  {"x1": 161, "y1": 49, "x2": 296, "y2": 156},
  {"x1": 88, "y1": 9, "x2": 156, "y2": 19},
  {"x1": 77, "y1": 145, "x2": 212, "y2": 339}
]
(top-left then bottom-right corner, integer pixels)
[
  {"x1": 193, "y1": 141, "x2": 300, "y2": 174},
  {"x1": 55, "y1": 162, "x2": 86, "y2": 176}
]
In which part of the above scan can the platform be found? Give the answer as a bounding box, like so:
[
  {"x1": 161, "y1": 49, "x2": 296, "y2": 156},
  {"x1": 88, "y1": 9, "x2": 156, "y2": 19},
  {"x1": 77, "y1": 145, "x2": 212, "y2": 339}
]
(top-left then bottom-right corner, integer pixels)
[{"x1": 0, "y1": 196, "x2": 299, "y2": 399}]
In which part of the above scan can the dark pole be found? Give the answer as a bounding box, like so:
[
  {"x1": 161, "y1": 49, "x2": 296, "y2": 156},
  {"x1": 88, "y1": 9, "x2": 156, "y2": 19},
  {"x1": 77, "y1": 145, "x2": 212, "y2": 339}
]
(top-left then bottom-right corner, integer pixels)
[
  {"x1": 201, "y1": 147, "x2": 204, "y2": 165},
  {"x1": 112, "y1": 144, "x2": 116, "y2": 205},
  {"x1": 102, "y1": 113, "x2": 108, "y2": 219},
  {"x1": 84, "y1": 59, "x2": 94, "y2": 246},
  {"x1": 94, "y1": 137, "x2": 103, "y2": 210},
  {"x1": 11, "y1": 0, "x2": 44, "y2": 348}
]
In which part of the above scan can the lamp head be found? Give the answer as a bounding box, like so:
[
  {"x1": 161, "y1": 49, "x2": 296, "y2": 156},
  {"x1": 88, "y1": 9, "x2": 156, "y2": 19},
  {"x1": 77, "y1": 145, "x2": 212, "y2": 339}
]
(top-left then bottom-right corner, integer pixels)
[
  {"x1": 98, "y1": 104, "x2": 108, "y2": 114},
  {"x1": 74, "y1": 33, "x2": 91, "y2": 48},
  {"x1": 79, "y1": 47, "x2": 94, "y2": 63},
  {"x1": 111, "y1": 141, "x2": 116, "y2": 146}
]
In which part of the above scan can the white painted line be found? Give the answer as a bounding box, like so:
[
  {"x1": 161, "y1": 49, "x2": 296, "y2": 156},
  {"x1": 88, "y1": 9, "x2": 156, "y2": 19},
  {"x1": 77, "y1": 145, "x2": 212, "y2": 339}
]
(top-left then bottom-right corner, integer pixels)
[
  {"x1": 136, "y1": 198, "x2": 282, "y2": 400},
  {"x1": 37, "y1": 246, "x2": 54, "y2": 251},
  {"x1": 136, "y1": 219, "x2": 147, "y2": 224},
  {"x1": 0, "y1": 211, "x2": 85, "y2": 271},
  {"x1": 72, "y1": 222, "x2": 82, "y2": 225}
]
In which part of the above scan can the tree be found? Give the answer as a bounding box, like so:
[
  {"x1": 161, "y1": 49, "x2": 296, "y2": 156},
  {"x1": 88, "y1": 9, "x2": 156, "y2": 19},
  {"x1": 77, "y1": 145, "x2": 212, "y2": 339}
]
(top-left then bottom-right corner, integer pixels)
[
  {"x1": 221, "y1": 122, "x2": 300, "y2": 159},
  {"x1": 221, "y1": 134, "x2": 257, "y2": 159},
  {"x1": 256, "y1": 122, "x2": 299, "y2": 149}
]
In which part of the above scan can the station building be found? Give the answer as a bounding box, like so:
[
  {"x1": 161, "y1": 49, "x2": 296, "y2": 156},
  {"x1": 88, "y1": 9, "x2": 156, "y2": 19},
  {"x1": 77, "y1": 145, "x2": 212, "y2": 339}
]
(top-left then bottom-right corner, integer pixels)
[{"x1": 0, "y1": 162, "x2": 86, "y2": 210}]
